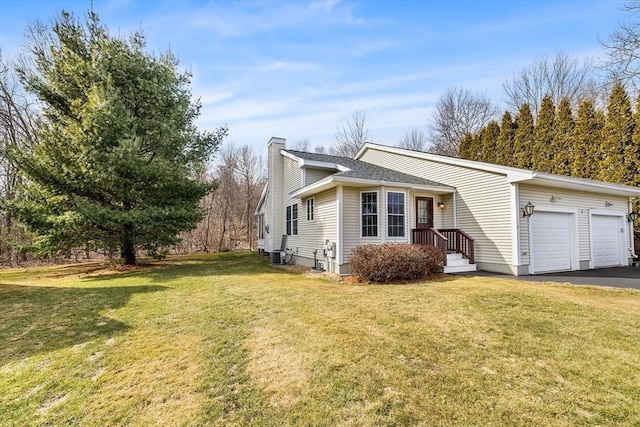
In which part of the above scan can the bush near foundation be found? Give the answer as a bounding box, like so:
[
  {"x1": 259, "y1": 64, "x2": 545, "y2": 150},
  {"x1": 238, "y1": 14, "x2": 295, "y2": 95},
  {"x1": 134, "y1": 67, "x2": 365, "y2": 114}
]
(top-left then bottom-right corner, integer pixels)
[{"x1": 349, "y1": 243, "x2": 445, "y2": 283}]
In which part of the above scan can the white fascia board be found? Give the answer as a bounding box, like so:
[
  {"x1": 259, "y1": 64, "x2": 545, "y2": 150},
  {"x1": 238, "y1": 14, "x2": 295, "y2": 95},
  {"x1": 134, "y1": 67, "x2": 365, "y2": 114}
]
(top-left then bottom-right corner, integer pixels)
[
  {"x1": 290, "y1": 175, "x2": 455, "y2": 199},
  {"x1": 279, "y1": 150, "x2": 351, "y2": 172},
  {"x1": 333, "y1": 176, "x2": 455, "y2": 193},
  {"x1": 289, "y1": 176, "x2": 337, "y2": 199},
  {"x1": 254, "y1": 183, "x2": 268, "y2": 215}
]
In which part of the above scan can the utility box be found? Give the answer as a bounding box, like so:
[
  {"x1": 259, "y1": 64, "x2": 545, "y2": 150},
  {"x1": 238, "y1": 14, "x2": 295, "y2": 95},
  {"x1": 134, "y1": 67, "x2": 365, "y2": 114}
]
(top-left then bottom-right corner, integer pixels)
[{"x1": 269, "y1": 251, "x2": 281, "y2": 264}]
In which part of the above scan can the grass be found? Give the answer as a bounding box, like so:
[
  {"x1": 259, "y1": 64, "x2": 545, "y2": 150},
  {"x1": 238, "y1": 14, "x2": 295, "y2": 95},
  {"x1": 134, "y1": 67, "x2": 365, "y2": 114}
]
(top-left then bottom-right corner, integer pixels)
[{"x1": 1, "y1": 252, "x2": 639, "y2": 426}]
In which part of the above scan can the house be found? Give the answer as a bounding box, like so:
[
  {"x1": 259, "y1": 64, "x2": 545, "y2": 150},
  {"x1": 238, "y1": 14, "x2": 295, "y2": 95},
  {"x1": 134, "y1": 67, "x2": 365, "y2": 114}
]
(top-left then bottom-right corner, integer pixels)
[{"x1": 255, "y1": 137, "x2": 640, "y2": 276}]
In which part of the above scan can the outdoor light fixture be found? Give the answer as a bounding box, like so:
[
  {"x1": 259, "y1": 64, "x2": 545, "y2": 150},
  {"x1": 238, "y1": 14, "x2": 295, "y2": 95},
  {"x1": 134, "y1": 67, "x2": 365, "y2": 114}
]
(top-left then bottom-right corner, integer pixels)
[
  {"x1": 605, "y1": 201, "x2": 614, "y2": 207},
  {"x1": 523, "y1": 201, "x2": 535, "y2": 217},
  {"x1": 438, "y1": 202, "x2": 445, "y2": 209},
  {"x1": 629, "y1": 211, "x2": 639, "y2": 222},
  {"x1": 550, "y1": 195, "x2": 562, "y2": 202}
]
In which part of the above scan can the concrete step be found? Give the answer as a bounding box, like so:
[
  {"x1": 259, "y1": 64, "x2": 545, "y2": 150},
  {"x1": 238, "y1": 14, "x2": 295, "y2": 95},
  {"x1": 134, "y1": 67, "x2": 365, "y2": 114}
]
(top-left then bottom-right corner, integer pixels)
[
  {"x1": 445, "y1": 253, "x2": 476, "y2": 273},
  {"x1": 446, "y1": 258, "x2": 470, "y2": 267},
  {"x1": 444, "y1": 263, "x2": 477, "y2": 273}
]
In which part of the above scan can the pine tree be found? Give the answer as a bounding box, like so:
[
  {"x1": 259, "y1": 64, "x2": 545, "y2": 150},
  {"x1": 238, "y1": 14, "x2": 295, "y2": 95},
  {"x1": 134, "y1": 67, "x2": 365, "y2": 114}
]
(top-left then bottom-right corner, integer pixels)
[
  {"x1": 552, "y1": 97, "x2": 575, "y2": 176},
  {"x1": 11, "y1": 11, "x2": 226, "y2": 264},
  {"x1": 495, "y1": 111, "x2": 516, "y2": 166},
  {"x1": 481, "y1": 121, "x2": 500, "y2": 164},
  {"x1": 532, "y1": 95, "x2": 556, "y2": 172},
  {"x1": 571, "y1": 99, "x2": 603, "y2": 179},
  {"x1": 599, "y1": 81, "x2": 633, "y2": 184},
  {"x1": 514, "y1": 103, "x2": 535, "y2": 169}
]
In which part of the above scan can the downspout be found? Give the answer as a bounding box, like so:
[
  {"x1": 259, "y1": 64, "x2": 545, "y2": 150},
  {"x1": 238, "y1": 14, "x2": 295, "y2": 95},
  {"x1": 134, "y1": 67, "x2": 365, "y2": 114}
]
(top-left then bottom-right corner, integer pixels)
[
  {"x1": 337, "y1": 185, "x2": 344, "y2": 273},
  {"x1": 630, "y1": 197, "x2": 637, "y2": 258},
  {"x1": 453, "y1": 190, "x2": 457, "y2": 229}
]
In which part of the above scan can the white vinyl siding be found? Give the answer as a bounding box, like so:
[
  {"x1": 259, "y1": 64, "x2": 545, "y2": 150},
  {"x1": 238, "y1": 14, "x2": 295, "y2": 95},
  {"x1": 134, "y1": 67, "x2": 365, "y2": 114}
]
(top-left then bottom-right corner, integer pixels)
[
  {"x1": 305, "y1": 168, "x2": 334, "y2": 186},
  {"x1": 289, "y1": 188, "x2": 337, "y2": 263},
  {"x1": 360, "y1": 149, "x2": 513, "y2": 266},
  {"x1": 518, "y1": 184, "x2": 631, "y2": 266}
]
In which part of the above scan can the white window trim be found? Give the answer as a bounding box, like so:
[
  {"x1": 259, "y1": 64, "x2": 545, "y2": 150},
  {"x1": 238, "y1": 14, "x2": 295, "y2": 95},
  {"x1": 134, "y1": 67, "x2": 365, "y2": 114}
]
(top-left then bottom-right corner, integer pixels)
[
  {"x1": 360, "y1": 190, "x2": 379, "y2": 239},
  {"x1": 385, "y1": 190, "x2": 408, "y2": 240},
  {"x1": 306, "y1": 197, "x2": 315, "y2": 222},
  {"x1": 286, "y1": 203, "x2": 298, "y2": 236}
]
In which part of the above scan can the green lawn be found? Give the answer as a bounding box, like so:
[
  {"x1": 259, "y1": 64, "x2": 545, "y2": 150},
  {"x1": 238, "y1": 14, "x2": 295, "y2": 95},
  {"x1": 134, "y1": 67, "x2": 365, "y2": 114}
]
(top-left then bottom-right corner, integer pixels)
[{"x1": 1, "y1": 252, "x2": 639, "y2": 426}]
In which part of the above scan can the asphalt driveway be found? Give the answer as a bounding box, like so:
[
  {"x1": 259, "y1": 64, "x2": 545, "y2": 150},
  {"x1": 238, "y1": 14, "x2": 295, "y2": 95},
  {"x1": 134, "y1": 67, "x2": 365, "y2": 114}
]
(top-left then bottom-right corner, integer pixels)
[{"x1": 456, "y1": 266, "x2": 640, "y2": 290}]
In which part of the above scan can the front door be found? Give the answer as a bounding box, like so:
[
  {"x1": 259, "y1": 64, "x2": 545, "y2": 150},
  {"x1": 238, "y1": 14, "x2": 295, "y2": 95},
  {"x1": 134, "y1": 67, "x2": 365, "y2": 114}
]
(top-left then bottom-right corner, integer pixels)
[{"x1": 415, "y1": 197, "x2": 434, "y2": 229}]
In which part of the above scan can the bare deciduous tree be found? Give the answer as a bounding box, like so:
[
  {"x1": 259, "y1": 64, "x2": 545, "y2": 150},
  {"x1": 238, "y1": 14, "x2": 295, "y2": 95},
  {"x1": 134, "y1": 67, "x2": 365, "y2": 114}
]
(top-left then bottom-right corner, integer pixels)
[
  {"x1": 428, "y1": 87, "x2": 498, "y2": 157},
  {"x1": 314, "y1": 145, "x2": 327, "y2": 154},
  {"x1": 0, "y1": 50, "x2": 37, "y2": 264},
  {"x1": 502, "y1": 52, "x2": 592, "y2": 114},
  {"x1": 332, "y1": 110, "x2": 369, "y2": 157},
  {"x1": 397, "y1": 128, "x2": 428, "y2": 151},
  {"x1": 290, "y1": 138, "x2": 310, "y2": 152},
  {"x1": 178, "y1": 143, "x2": 265, "y2": 254},
  {"x1": 602, "y1": 1, "x2": 640, "y2": 91}
]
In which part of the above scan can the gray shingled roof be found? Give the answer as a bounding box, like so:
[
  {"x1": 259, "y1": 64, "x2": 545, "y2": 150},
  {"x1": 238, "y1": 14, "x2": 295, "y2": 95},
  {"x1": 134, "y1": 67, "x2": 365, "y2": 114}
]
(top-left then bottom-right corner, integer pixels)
[{"x1": 284, "y1": 150, "x2": 449, "y2": 188}]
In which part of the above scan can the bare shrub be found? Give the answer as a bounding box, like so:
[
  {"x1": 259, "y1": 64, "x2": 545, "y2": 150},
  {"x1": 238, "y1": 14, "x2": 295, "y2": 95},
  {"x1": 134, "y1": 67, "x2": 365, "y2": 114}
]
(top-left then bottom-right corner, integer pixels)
[{"x1": 349, "y1": 243, "x2": 445, "y2": 283}]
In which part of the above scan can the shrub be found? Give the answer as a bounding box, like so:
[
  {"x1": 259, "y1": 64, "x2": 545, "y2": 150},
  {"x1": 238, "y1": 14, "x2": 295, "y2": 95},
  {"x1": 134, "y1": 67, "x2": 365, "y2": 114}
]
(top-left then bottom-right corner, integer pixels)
[{"x1": 349, "y1": 243, "x2": 445, "y2": 283}]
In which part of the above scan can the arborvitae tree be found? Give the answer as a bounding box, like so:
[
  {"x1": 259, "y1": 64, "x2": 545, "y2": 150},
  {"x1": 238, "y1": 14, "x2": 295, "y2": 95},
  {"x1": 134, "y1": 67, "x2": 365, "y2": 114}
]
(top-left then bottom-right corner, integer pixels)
[
  {"x1": 469, "y1": 130, "x2": 483, "y2": 161},
  {"x1": 631, "y1": 93, "x2": 640, "y2": 236},
  {"x1": 11, "y1": 11, "x2": 226, "y2": 264},
  {"x1": 481, "y1": 120, "x2": 500, "y2": 164},
  {"x1": 599, "y1": 81, "x2": 634, "y2": 184},
  {"x1": 626, "y1": 93, "x2": 640, "y2": 186},
  {"x1": 514, "y1": 103, "x2": 535, "y2": 169},
  {"x1": 571, "y1": 99, "x2": 603, "y2": 179},
  {"x1": 495, "y1": 111, "x2": 516, "y2": 166},
  {"x1": 551, "y1": 97, "x2": 575, "y2": 176},
  {"x1": 532, "y1": 95, "x2": 556, "y2": 172},
  {"x1": 458, "y1": 132, "x2": 474, "y2": 160}
]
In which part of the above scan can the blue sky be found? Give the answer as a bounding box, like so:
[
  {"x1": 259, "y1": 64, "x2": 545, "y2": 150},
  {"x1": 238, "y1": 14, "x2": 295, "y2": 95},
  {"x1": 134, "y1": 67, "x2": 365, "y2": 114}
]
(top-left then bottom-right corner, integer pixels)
[{"x1": 0, "y1": 0, "x2": 627, "y2": 156}]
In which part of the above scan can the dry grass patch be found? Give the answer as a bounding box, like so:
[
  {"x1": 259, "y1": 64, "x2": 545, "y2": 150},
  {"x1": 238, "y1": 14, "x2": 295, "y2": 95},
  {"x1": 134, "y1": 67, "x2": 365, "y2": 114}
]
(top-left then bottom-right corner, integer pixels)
[{"x1": 1, "y1": 252, "x2": 639, "y2": 426}]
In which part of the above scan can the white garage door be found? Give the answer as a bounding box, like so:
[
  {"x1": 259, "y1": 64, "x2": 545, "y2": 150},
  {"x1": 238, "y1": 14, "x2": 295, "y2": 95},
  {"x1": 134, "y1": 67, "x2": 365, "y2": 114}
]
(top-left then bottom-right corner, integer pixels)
[
  {"x1": 531, "y1": 211, "x2": 572, "y2": 273},
  {"x1": 591, "y1": 215, "x2": 621, "y2": 267}
]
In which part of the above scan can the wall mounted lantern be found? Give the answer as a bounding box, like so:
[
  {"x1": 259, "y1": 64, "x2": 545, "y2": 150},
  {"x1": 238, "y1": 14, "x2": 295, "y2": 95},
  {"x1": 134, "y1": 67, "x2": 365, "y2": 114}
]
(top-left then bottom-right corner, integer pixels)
[
  {"x1": 437, "y1": 202, "x2": 445, "y2": 209},
  {"x1": 629, "y1": 211, "x2": 639, "y2": 222},
  {"x1": 522, "y1": 201, "x2": 535, "y2": 217}
]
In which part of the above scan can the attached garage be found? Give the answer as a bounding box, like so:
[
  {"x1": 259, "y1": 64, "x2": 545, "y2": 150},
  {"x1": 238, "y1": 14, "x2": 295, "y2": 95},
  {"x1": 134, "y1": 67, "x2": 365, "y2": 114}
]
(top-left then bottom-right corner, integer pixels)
[
  {"x1": 530, "y1": 210, "x2": 577, "y2": 274},
  {"x1": 590, "y1": 213, "x2": 625, "y2": 268}
]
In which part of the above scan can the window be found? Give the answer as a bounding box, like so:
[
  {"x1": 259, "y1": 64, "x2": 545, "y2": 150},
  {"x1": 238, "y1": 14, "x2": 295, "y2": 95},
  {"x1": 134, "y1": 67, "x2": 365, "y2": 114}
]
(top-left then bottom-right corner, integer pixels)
[
  {"x1": 361, "y1": 191, "x2": 378, "y2": 237},
  {"x1": 258, "y1": 214, "x2": 264, "y2": 239},
  {"x1": 306, "y1": 198, "x2": 314, "y2": 221},
  {"x1": 387, "y1": 192, "x2": 405, "y2": 237},
  {"x1": 286, "y1": 204, "x2": 298, "y2": 235}
]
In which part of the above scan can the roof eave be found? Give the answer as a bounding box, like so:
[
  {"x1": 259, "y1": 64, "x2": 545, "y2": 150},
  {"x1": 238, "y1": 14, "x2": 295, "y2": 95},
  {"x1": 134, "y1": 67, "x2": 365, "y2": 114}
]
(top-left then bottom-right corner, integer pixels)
[
  {"x1": 522, "y1": 174, "x2": 640, "y2": 197},
  {"x1": 290, "y1": 176, "x2": 455, "y2": 199}
]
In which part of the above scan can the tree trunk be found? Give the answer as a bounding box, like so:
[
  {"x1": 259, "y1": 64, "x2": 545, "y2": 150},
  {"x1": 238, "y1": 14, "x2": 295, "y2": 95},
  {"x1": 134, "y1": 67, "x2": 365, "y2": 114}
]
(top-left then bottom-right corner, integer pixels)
[{"x1": 121, "y1": 225, "x2": 136, "y2": 265}]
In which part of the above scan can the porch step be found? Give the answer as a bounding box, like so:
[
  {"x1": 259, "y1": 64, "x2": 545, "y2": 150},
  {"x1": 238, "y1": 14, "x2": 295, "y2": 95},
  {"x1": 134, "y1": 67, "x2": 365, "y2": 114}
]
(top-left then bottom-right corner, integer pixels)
[{"x1": 444, "y1": 253, "x2": 477, "y2": 273}]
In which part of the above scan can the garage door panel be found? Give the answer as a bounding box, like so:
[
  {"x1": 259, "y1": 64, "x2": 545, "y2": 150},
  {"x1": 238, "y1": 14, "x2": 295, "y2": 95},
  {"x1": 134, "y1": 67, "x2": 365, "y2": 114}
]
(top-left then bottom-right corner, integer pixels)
[
  {"x1": 591, "y1": 215, "x2": 621, "y2": 267},
  {"x1": 531, "y1": 211, "x2": 572, "y2": 273}
]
